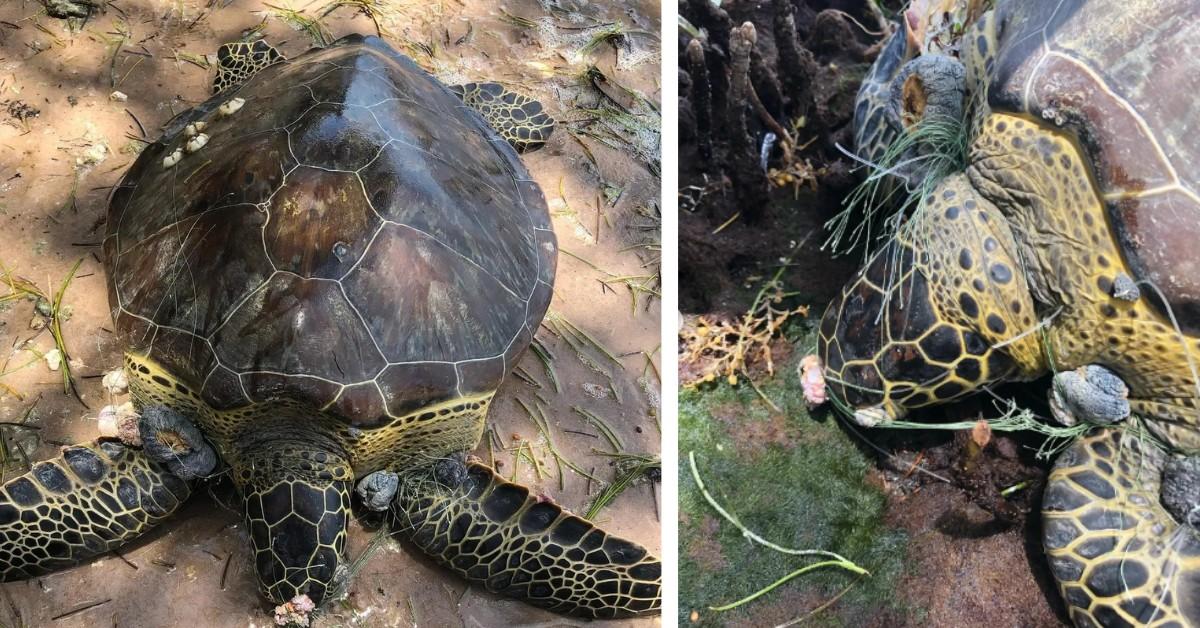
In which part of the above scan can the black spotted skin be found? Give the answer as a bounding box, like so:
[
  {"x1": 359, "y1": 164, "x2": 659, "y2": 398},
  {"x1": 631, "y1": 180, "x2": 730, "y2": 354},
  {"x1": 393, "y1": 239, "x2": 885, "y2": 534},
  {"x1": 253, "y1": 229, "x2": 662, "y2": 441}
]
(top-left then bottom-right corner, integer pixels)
[
  {"x1": 392, "y1": 463, "x2": 661, "y2": 619},
  {"x1": 0, "y1": 442, "x2": 190, "y2": 580},
  {"x1": 819, "y1": 174, "x2": 1041, "y2": 421}
]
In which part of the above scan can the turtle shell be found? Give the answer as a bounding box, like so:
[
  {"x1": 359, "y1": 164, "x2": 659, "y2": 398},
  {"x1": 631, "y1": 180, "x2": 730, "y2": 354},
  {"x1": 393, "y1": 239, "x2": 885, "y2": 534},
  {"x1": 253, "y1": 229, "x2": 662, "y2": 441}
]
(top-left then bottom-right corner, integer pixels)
[
  {"x1": 981, "y1": 0, "x2": 1200, "y2": 331},
  {"x1": 102, "y1": 35, "x2": 556, "y2": 427}
]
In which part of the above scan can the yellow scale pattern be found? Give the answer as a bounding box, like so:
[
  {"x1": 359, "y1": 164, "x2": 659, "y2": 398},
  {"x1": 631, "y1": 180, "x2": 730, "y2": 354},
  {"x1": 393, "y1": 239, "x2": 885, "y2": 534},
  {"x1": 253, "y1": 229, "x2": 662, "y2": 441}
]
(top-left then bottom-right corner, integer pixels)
[
  {"x1": 0, "y1": 441, "x2": 191, "y2": 580},
  {"x1": 969, "y1": 113, "x2": 1200, "y2": 451},
  {"x1": 394, "y1": 462, "x2": 662, "y2": 618},
  {"x1": 453, "y1": 82, "x2": 555, "y2": 152},
  {"x1": 1045, "y1": 429, "x2": 1200, "y2": 627},
  {"x1": 833, "y1": 5, "x2": 1200, "y2": 625},
  {"x1": 819, "y1": 173, "x2": 1045, "y2": 418},
  {"x1": 123, "y1": 352, "x2": 492, "y2": 478}
]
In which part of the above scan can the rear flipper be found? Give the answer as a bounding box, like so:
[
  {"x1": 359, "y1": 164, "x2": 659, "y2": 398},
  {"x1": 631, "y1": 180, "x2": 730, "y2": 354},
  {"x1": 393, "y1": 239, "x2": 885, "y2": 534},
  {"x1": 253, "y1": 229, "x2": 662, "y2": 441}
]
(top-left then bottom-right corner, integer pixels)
[
  {"x1": 0, "y1": 440, "x2": 192, "y2": 580},
  {"x1": 213, "y1": 40, "x2": 285, "y2": 94},
  {"x1": 391, "y1": 461, "x2": 661, "y2": 618},
  {"x1": 450, "y1": 83, "x2": 554, "y2": 153},
  {"x1": 1043, "y1": 428, "x2": 1200, "y2": 626}
]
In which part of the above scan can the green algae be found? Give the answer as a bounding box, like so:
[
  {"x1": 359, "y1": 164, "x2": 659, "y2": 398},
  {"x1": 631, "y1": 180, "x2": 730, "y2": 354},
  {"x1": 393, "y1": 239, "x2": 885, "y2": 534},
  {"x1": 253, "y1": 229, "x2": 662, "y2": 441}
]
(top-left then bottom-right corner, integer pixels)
[{"x1": 679, "y1": 322, "x2": 909, "y2": 626}]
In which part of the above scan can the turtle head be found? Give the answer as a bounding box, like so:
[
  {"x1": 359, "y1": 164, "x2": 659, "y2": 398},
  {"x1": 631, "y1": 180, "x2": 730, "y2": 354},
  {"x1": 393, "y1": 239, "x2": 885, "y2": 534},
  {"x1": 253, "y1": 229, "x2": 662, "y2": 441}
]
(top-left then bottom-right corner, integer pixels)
[
  {"x1": 818, "y1": 176, "x2": 1045, "y2": 427},
  {"x1": 236, "y1": 434, "x2": 353, "y2": 608},
  {"x1": 817, "y1": 239, "x2": 976, "y2": 426}
]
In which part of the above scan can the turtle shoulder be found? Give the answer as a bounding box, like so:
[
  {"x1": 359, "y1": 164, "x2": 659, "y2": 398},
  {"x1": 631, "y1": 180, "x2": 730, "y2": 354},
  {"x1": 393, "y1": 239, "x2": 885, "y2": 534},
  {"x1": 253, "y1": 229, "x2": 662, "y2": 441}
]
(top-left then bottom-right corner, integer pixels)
[
  {"x1": 981, "y1": 0, "x2": 1200, "y2": 332},
  {"x1": 104, "y1": 35, "x2": 555, "y2": 426}
]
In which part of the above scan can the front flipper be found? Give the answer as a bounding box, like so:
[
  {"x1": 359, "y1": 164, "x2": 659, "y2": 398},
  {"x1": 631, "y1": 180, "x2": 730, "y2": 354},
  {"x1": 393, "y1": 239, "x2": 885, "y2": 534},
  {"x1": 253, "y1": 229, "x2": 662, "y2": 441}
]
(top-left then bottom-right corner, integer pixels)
[
  {"x1": 392, "y1": 461, "x2": 661, "y2": 618},
  {"x1": 1043, "y1": 429, "x2": 1200, "y2": 626},
  {"x1": 853, "y1": 17, "x2": 913, "y2": 164},
  {"x1": 450, "y1": 83, "x2": 554, "y2": 152},
  {"x1": 0, "y1": 440, "x2": 192, "y2": 580}
]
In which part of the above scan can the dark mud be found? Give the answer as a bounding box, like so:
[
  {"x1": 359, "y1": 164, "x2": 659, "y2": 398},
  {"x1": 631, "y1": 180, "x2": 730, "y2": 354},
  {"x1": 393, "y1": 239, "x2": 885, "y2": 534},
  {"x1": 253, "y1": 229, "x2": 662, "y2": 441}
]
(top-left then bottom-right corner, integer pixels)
[
  {"x1": 678, "y1": 0, "x2": 879, "y2": 313},
  {"x1": 867, "y1": 407, "x2": 1070, "y2": 626}
]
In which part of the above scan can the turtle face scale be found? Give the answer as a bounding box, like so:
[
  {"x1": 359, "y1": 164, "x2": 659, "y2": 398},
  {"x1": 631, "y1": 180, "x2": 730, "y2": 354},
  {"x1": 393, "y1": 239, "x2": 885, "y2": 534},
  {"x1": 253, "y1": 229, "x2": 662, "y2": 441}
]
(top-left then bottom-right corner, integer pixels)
[{"x1": 818, "y1": 213, "x2": 1025, "y2": 426}]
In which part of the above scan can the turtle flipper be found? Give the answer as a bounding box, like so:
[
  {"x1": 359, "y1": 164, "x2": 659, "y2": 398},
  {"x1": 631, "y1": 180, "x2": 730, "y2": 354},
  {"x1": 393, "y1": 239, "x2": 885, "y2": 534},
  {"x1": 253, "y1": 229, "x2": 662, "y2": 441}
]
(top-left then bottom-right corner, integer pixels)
[
  {"x1": 214, "y1": 40, "x2": 285, "y2": 94},
  {"x1": 0, "y1": 440, "x2": 192, "y2": 580},
  {"x1": 853, "y1": 17, "x2": 914, "y2": 164},
  {"x1": 391, "y1": 461, "x2": 661, "y2": 618},
  {"x1": 1043, "y1": 428, "x2": 1200, "y2": 626},
  {"x1": 450, "y1": 82, "x2": 554, "y2": 152}
]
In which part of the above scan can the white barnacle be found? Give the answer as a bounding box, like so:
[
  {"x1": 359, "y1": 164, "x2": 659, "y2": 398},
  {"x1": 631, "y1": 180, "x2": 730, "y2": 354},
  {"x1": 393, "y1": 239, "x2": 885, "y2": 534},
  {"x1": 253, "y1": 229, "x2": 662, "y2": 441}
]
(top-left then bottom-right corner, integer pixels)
[
  {"x1": 162, "y1": 148, "x2": 183, "y2": 168},
  {"x1": 184, "y1": 121, "x2": 207, "y2": 137},
  {"x1": 102, "y1": 368, "x2": 129, "y2": 395},
  {"x1": 185, "y1": 132, "x2": 210, "y2": 153},
  {"x1": 219, "y1": 97, "x2": 246, "y2": 116}
]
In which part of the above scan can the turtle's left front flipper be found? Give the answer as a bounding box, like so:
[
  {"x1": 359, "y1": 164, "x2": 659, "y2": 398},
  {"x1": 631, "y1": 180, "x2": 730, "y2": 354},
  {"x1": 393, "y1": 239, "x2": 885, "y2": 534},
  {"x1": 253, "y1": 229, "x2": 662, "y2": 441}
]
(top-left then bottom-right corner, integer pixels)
[
  {"x1": 0, "y1": 440, "x2": 193, "y2": 580},
  {"x1": 450, "y1": 83, "x2": 554, "y2": 152},
  {"x1": 391, "y1": 461, "x2": 661, "y2": 618}
]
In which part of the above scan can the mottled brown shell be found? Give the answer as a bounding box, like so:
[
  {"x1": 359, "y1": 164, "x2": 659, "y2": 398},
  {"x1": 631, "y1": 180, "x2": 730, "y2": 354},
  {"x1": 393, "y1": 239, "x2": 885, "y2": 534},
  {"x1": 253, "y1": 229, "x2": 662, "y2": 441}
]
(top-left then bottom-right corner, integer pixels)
[
  {"x1": 982, "y1": 0, "x2": 1200, "y2": 330},
  {"x1": 102, "y1": 35, "x2": 556, "y2": 427}
]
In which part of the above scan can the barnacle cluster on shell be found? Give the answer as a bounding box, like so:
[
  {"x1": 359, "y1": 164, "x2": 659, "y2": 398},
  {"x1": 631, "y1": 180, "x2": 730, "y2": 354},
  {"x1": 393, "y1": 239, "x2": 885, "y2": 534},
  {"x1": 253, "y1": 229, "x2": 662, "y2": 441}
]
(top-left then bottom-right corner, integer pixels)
[
  {"x1": 162, "y1": 148, "x2": 183, "y2": 169},
  {"x1": 218, "y1": 96, "x2": 246, "y2": 116}
]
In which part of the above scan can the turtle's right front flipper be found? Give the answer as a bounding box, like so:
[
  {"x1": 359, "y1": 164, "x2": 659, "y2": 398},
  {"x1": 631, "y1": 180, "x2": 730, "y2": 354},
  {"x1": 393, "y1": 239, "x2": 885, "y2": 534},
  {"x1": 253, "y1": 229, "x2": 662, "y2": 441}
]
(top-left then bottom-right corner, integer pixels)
[
  {"x1": 0, "y1": 440, "x2": 192, "y2": 580},
  {"x1": 391, "y1": 461, "x2": 661, "y2": 618}
]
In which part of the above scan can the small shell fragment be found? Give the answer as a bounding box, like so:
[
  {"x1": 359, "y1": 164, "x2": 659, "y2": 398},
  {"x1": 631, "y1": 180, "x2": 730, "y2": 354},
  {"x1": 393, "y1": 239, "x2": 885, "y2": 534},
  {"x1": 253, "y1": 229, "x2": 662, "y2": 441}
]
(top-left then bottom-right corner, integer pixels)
[
  {"x1": 102, "y1": 369, "x2": 129, "y2": 395},
  {"x1": 98, "y1": 405, "x2": 119, "y2": 437},
  {"x1": 183, "y1": 121, "x2": 207, "y2": 137},
  {"x1": 218, "y1": 97, "x2": 245, "y2": 116},
  {"x1": 44, "y1": 348, "x2": 62, "y2": 372},
  {"x1": 109, "y1": 90, "x2": 128, "y2": 102},
  {"x1": 162, "y1": 148, "x2": 183, "y2": 168},
  {"x1": 185, "y1": 133, "x2": 209, "y2": 153},
  {"x1": 1112, "y1": 273, "x2": 1140, "y2": 301}
]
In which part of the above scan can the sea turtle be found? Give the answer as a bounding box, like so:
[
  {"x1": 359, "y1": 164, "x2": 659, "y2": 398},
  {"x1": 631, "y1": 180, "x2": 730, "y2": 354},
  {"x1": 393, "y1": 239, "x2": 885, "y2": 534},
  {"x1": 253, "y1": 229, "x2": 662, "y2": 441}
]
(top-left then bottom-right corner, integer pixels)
[
  {"x1": 0, "y1": 34, "x2": 660, "y2": 620},
  {"x1": 820, "y1": 0, "x2": 1200, "y2": 625}
]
